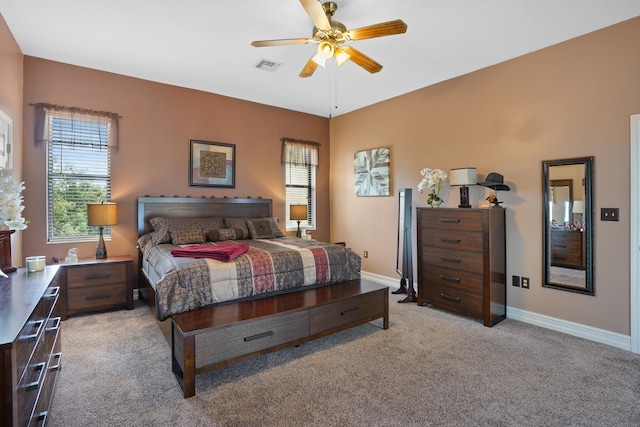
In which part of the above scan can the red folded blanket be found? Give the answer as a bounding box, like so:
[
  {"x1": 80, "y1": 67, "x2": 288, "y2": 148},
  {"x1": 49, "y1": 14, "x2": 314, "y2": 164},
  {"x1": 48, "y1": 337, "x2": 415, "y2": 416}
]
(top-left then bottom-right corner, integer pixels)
[{"x1": 171, "y1": 242, "x2": 249, "y2": 262}]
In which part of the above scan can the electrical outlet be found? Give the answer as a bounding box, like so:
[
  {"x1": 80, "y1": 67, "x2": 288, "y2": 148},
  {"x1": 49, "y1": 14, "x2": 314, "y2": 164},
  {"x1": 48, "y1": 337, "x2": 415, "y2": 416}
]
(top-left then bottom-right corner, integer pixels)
[
  {"x1": 601, "y1": 208, "x2": 620, "y2": 221},
  {"x1": 512, "y1": 275, "x2": 521, "y2": 287},
  {"x1": 521, "y1": 277, "x2": 530, "y2": 289},
  {"x1": 363, "y1": 251, "x2": 368, "y2": 258}
]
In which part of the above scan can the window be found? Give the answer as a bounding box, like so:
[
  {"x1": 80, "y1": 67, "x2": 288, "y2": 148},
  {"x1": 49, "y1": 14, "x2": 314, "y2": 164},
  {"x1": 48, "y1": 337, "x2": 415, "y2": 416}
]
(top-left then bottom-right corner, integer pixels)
[
  {"x1": 282, "y1": 139, "x2": 319, "y2": 232},
  {"x1": 37, "y1": 104, "x2": 118, "y2": 243}
]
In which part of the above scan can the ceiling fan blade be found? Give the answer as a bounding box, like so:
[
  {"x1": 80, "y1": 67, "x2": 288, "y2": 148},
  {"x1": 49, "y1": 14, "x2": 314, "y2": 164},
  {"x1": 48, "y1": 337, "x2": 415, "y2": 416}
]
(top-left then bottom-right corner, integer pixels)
[
  {"x1": 341, "y1": 46, "x2": 382, "y2": 73},
  {"x1": 251, "y1": 38, "x2": 312, "y2": 47},
  {"x1": 347, "y1": 19, "x2": 408, "y2": 41},
  {"x1": 299, "y1": 0, "x2": 332, "y2": 31},
  {"x1": 299, "y1": 58, "x2": 319, "y2": 78}
]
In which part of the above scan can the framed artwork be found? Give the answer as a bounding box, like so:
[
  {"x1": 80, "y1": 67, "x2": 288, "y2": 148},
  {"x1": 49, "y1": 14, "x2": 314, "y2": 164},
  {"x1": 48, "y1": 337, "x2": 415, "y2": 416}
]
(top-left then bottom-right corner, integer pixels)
[
  {"x1": 0, "y1": 109, "x2": 12, "y2": 169},
  {"x1": 189, "y1": 140, "x2": 235, "y2": 187},
  {"x1": 354, "y1": 147, "x2": 390, "y2": 196}
]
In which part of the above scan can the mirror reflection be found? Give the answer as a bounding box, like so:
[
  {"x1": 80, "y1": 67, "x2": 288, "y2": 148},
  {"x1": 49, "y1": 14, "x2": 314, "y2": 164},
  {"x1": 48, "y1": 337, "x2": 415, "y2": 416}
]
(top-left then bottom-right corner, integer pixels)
[{"x1": 542, "y1": 157, "x2": 593, "y2": 295}]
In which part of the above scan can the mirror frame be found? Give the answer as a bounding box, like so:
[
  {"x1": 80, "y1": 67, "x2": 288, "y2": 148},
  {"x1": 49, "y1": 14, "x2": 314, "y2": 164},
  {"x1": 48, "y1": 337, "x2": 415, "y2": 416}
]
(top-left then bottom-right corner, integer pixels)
[{"x1": 542, "y1": 156, "x2": 594, "y2": 295}]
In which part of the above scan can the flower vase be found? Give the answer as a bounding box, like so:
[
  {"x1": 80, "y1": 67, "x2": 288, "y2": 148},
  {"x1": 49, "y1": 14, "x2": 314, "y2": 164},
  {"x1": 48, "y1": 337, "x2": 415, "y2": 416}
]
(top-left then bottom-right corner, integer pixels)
[
  {"x1": 0, "y1": 230, "x2": 16, "y2": 274},
  {"x1": 429, "y1": 201, "x2": 442, "y2": 208}
]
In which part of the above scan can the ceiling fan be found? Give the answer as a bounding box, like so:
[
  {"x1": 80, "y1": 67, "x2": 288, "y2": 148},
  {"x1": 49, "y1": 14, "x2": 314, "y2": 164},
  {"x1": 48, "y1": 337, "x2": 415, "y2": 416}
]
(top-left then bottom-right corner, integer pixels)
[{"x1": 251, "y1": 0, "x2": 407, "y2": 78}]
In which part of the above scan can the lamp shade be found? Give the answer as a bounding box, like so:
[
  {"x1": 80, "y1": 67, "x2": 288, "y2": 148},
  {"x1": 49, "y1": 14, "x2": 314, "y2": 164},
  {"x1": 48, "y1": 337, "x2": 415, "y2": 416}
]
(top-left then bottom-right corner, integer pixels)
[
  {"x1": 572, "y1": 200, "x2": 584, "y2": 214},
  {"x1": 290, "y1": 205, "x2": 308, "y2": 221},
  {"x1": 87, "y1": 202, "x2": 117, "y2": 226},
  {"x1": 449, "y1": 168, "x2": 477, "y2": 186}
]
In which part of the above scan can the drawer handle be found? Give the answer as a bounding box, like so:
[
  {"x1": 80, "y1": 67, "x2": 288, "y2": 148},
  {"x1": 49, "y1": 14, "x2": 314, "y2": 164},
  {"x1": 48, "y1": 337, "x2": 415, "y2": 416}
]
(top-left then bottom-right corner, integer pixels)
[
  {"x1": 25, "y1": 362, "x2": 46, "y2": 392},
  {"x1": 554, "y1": 256, "x2": 568, "y2": 261},
  {"x1": 440, "y1": 256, "x2": 461, "y2": 263},
  {"x1": 22, "y1": 319, "x2": 44, "y2": 342},
  {"x1": 440, "y1": 293, "x2": 461, "y2": 303},
  {"x1": 45, "y1": 286, "x2": 60, "y2": 299},
  {"x1": 86, "y1": 293, "x2": 112, "y2": 301},
  {"x1": 341, "y1": 307, "x2": 361, "y2": 316},
  {"x1": 552, "y1": 244, "x2": 567, "y2": 249},
  {"x1": 439, "y1": 218, "x2": 460, "y2": 223},
  {"x1": 440, "y1": 237, "x2": 460, "y2": 243},
  {"x1": 46, "y1": 317, "x2": 61, "y2": 333},
  {"x1": 35, "y1": 411, "x2": 48, "y2": 426},
  {"x1": 85, "y1": 273, "x2": 112, "y2": 280},
  {"x1": 50, "y1": 352, "x2": 62, "y2": 371},
  {"x1": 244, "y1": 331, "x2": 274, "y2": 342},
  {"x1": 439, "y1": 274, "x2": 460, "y2": 283}
]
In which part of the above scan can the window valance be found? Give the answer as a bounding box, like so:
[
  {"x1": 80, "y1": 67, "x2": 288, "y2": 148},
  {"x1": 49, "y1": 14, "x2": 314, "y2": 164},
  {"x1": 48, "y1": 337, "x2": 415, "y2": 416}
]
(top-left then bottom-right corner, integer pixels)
[
  {"x1": 33, "y1": 103, "x2": 120, "y2": 149},
  {"x1": 281, "y1": 138, "x2": 320, "y2": 167}
]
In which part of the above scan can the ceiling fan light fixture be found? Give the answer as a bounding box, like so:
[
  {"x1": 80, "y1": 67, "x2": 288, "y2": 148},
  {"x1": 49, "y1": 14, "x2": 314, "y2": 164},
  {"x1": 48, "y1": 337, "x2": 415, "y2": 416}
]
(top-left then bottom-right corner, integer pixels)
[
  {"x1": 317, "y1": 41, "x2": 335, "y2": 59},
  {"x1": 334, "y1": 47, "x2": 351, "y2": 66}
]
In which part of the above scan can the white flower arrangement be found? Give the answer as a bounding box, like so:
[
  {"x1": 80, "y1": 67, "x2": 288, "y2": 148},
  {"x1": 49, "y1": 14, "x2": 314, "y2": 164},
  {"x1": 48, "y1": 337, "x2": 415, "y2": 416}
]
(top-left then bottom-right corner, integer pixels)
[
  {"x1": 417, "y1": 168, "x2": 448, "y2": 206},
  {"x1": 0, "y1": 168, "x2": 29, "y2": 230}
]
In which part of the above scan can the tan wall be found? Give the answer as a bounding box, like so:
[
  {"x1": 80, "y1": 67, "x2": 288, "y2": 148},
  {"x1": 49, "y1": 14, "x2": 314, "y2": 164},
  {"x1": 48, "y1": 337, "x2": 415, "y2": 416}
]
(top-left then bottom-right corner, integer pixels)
[
  {"x1": 0, "y1": 14, "x2": 24, "y2": 266},
  {"x1": 20, "y1": 57, "x2": 330, "y2": 276},
  {"x1": 330, "y1": 17, "x2": 640, "y2": 335}
]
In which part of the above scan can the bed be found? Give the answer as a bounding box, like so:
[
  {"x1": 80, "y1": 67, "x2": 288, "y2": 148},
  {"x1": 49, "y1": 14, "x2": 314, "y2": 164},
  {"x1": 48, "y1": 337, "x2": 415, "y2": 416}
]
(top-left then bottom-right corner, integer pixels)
[{"x1": 137, "y1": 196, "x2": 389, "y2": 398}]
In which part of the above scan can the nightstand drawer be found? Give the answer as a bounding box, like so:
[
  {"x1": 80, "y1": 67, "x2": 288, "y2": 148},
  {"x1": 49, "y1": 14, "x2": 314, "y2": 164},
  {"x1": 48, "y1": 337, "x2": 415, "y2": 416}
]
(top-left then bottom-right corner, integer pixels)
[
  {"x1": 67, "y1": 263, "x2": 126, "y2": 288},
  {"x1": 68, "y1": 283, "x2": 127, "y2": 310}
]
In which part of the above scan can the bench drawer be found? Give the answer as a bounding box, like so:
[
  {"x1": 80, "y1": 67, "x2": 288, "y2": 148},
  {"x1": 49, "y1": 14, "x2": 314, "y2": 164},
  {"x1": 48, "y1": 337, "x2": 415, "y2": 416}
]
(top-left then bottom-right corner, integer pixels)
[
  {"x1": 309, "y1": 291, "x2": 384, "y2": 335},
  {"x1": 193, "y1": 310, "x2": 309, "y2": 367}
]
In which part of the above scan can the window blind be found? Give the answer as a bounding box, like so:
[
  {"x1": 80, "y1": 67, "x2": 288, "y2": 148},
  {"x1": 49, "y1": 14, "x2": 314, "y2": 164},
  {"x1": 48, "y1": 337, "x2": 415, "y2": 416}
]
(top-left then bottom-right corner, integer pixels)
[{"x1": 47, "y1": 116, "x2": 112, "y2": 242}]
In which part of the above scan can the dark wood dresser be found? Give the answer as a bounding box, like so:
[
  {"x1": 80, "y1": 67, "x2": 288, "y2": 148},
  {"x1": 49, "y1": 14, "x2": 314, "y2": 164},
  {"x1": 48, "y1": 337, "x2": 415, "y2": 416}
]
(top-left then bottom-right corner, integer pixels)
[
  {"x1": 550, "y1": 229, "x2": 584, "y2": 269},
  {"x1": 417, "y1": 208, "x2": 506, "y2": 327},
  {"x1": 0, "y1": 266, "x2": 61, "y2": 427}
]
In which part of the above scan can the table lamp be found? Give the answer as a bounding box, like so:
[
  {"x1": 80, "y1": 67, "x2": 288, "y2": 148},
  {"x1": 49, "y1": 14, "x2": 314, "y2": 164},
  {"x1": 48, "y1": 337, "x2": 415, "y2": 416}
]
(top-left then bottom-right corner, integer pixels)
[
  {"x1": 572, "y1": 200, "x2": 584, "y2": 229},
  {"x1": 290, "y1": 204, "x2": 307, "y2": 238},
  {"x1": 87, "y1": 202, "x2": 117, "y2": 259},
  {"x1": 449, "y1": 167, "x2": 477, "y2": 208}
]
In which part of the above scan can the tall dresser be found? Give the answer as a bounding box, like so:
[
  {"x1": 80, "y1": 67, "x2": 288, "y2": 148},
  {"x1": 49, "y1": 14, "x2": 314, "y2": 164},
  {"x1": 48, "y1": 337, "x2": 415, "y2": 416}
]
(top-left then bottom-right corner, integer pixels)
[
  {"x1": 417, "y1": 208, "x2": 506, "y2": 327},
  {"x1": 0, "y1": 266, "x2": 61, "y2": 427}
]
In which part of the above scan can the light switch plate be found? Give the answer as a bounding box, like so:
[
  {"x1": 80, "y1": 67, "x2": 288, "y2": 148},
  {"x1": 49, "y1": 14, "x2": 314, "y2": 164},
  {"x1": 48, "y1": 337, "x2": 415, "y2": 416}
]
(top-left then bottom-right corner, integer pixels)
[{"x1": 601, "y1": 208, "x2": 619, "y2": 221}]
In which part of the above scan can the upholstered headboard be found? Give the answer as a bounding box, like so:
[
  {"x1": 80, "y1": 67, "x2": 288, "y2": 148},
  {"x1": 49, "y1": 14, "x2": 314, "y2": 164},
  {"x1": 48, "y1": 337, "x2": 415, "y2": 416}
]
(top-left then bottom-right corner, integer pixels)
[{"x1": 137, "y1": 196, "x2": 273, "y2": 236}]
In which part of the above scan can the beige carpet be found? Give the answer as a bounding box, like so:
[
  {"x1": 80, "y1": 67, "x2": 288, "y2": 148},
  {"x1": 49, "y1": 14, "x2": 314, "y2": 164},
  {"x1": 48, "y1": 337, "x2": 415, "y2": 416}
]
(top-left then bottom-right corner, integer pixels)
[{"x1": 48, "y1": 293, "x2": 640, "y2": 426}]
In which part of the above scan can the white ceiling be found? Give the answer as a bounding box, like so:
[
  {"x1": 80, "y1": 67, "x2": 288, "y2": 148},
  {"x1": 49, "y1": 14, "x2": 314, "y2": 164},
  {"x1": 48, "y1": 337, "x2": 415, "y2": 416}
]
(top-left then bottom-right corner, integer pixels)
[{"x1": 2, "y1": 1, "x2": 640, "y2": 118}]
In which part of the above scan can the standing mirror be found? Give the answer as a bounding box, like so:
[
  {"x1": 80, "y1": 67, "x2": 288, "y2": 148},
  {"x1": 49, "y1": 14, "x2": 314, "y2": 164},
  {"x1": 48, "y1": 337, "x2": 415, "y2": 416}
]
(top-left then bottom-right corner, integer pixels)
[{"x1": 542, "y1": 157, "x2": 594, "y2": 295}]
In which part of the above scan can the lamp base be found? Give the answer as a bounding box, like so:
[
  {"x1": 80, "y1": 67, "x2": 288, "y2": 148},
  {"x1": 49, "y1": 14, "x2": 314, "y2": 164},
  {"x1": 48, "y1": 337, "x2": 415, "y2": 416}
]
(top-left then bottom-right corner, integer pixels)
[
  {"x1": 296, "y1": 221, "x2": 302, "y2": 238},
  {"x1": 96, "y1": 226, "x2": 107, "y2": 259},
  {"x1": 458, "y1": 186, "x2": 471, "y2": 208}
]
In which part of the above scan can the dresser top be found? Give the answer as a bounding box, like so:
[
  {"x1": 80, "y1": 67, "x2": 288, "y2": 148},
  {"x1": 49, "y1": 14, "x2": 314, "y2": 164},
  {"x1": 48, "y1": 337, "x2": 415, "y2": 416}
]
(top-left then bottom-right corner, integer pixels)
[{"x1": 0, "y1": 265, "x2": 60, "y2": 346}]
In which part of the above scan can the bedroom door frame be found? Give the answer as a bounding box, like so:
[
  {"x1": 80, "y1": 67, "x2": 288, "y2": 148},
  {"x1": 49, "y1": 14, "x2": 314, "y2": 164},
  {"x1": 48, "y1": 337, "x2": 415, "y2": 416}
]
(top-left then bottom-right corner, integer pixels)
[{"x1": 630, "y1": 114, "x2": 640, "y2": 353}]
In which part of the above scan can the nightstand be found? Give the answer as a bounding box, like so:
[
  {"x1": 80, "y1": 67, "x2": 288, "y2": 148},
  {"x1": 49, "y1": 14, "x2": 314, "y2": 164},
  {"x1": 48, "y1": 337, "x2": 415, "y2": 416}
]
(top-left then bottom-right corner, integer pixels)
[{"x1": 59, "y1": 256, "x2": 133, "y2": 320}]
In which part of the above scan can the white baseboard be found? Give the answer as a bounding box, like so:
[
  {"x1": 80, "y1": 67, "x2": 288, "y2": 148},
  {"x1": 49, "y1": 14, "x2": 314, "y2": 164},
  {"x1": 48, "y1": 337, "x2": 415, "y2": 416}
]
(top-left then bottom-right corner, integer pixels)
[
  {"x1": 507, "y1": 307, "x2": 631, "y2": 351},
  {"x1": 362, "y1": 270, "x2": 632, "y2": 352},
  {"x1": 361, "y1": 271, "x2": 402, "y2": 289}
]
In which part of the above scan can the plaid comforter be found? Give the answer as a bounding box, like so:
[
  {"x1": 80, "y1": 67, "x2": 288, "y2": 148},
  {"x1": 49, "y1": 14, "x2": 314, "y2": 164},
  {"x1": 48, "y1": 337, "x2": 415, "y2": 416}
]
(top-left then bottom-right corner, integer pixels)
[{"x1": 140, "y1": 237, "x2": 361, "y2": 320}]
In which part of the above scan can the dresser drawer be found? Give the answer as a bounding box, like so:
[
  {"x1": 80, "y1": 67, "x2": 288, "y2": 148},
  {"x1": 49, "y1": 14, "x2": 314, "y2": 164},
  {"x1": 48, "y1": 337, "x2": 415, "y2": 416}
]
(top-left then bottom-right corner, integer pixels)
[
  {"x1": 67, "y1": 283, "x2": 127, "y2": 310},
  {"x1": 422, "y1": 267, "x2": 484, "y2": 294},
  {"x1": 422, "y1": 276, "x2": 483, "y2": 318},
  {"x1": 67, "y1": 263, "x2": 126, "y2": 288},
  {"x1": 421, "y1": 227, "x2": 484, "y2": 251},
  {"x1": 17, "y1": 334, "x2": 47, "y2": 427},
  {"x1": 309, "y1": 290, "x2": 384, "y2": 335},
  {"x1": 424, "y1": 246, "x2": 484, "y2": 273},
  {"x1": 419, "y1": 209, "x2": 483, "y2": 231},
  {"x1": 192, "y1": 310, "x2": 309, "y2": 367},
  {"x1": 16, "y1": 300, "x2": 45, "y2": 384}
]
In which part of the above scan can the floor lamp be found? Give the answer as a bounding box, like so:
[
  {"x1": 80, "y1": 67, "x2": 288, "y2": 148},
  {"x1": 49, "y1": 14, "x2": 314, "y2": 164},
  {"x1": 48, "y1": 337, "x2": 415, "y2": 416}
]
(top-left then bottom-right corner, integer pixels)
[
  {"x1": 290, "y1": 204, "x2": 307, "y2": 238},
  {"x1": 87, "y1": 202, "x2": 117, "y2": 259}
]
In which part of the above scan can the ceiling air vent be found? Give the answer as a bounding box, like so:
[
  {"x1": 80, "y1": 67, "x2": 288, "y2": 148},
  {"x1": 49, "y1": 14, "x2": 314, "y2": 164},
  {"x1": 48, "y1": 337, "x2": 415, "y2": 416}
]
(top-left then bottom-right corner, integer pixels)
[{"x1": 254, "y1": 59, "x2": 282, "y2": 72}]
